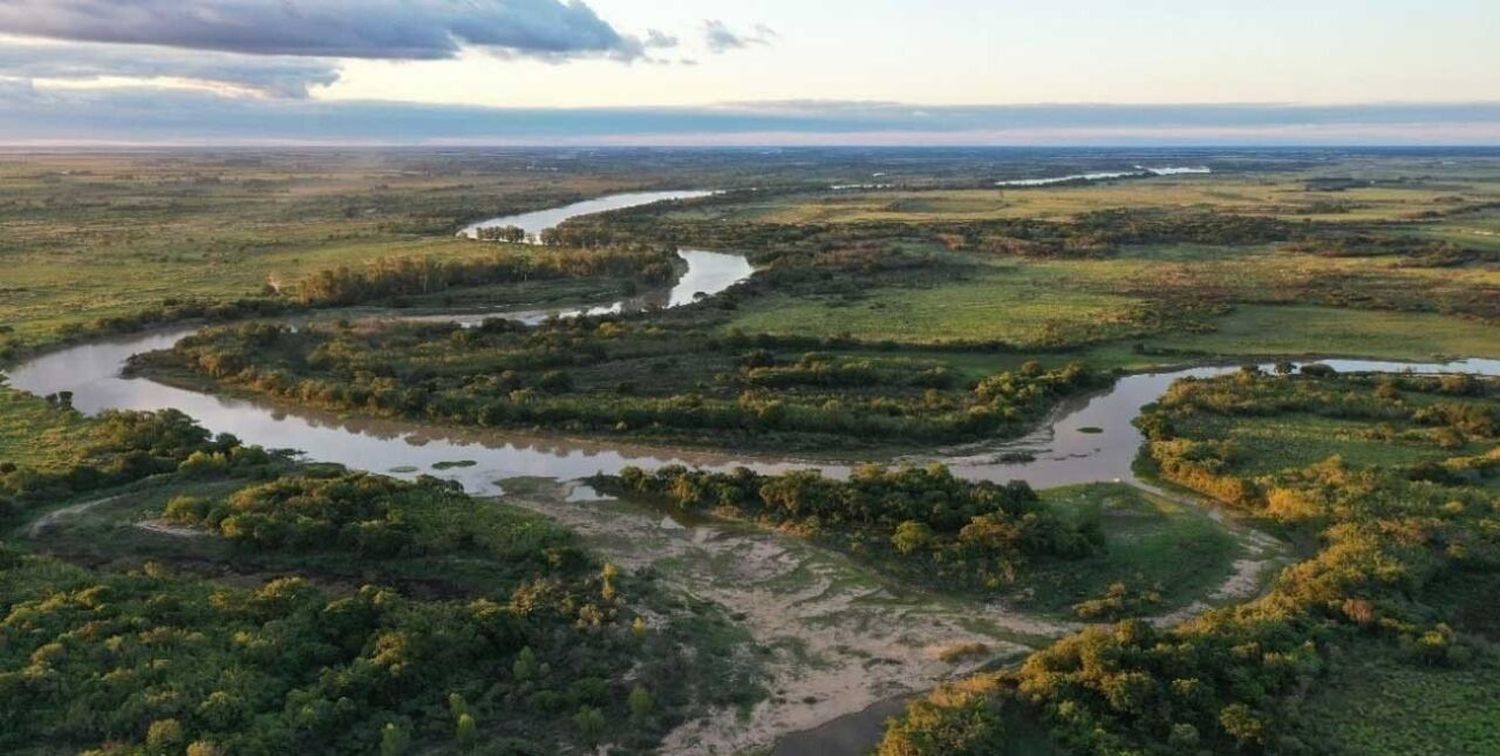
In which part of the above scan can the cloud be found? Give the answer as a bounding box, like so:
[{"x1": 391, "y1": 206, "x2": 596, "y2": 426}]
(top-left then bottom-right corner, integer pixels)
[
  {"x1": 703, "y1": 20, "x2": 774, "y2": 54},
  {"x1": 1, "y1": 91, "x2": 1498, "y2": 146},
  {"x1": 0, "y1": 0, "x2": 640, "y2": 61},
  {"x1": 643, "y1": 29, "x2": 679, "y2": 49},
  {"x1": 0, "y1": 41, "x2": 340, "y2": 98}
]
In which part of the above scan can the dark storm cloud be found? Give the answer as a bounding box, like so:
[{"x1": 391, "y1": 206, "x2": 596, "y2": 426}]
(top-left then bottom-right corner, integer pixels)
[
  {"x1": 702, "y1": 20, "x2": 775, "y2": 53},
  {"x1": 0, "y1": 0, "x2": 641, "y2": 60},
  {"x1": 0, "y1": 43, "x2": 340, "y2": 97}
]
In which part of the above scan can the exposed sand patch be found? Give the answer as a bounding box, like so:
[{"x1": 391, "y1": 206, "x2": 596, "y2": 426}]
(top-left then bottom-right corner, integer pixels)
[
  {"x1": 135, "y1": 519, "x2": 208, "y2": 538},
  {"x1": 501, "y1": 481, "x2": 1074, "y2": 755}
]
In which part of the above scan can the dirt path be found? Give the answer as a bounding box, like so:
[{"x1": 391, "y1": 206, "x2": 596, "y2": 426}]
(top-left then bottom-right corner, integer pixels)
[
  {"x1": 1132, "y1": 483, "x2": 1292, "y2": 628},
  {"x1": 25, "y1": 494, "x2": 131, "y2": 538}
]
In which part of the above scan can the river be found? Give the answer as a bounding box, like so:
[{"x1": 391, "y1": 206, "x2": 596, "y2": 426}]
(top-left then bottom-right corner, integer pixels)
[
  {"x1": 456, "y1": 190, "x2": 717, "y2": 241},
  {"x1": 7, "y1": 191, "x2": 1500, "y2": 495},
  {"x1": 7, "y1": 192, "x2": 1500, "y2": 755}
]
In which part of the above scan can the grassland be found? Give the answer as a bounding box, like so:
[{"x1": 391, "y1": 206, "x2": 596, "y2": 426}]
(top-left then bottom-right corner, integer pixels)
[
  {"x1": 0, "y1": 387, "x2": 91, "y2": 469},
  {"x1": 1129, "y1": 305, "x2": 1500, "y2": 363},
  {"x1": 1156, "y1": 374, "x2": 1500, "y2": 478},
  {"x1": 8, "y1": 148, "x2": 1500, "y2": 755},
  {"x1": 1298, "y1": 640, "x2": 1500, "y2": 756},
  {"x1": 672, "y1": 168, "x2": 1500, "y2": 225},
  {"x1": 0, "y1": 151, "x2": 654, "y2": 347},
  {"x1": 724, "y1": 265, "x2": 1149, "y2": 346},
  {"x1": 1012, "y1": 483, "x2": 1245, "y2": 617},
  {"x1": 722, "y1": 248, "x2": 1500, "y2": 365}
]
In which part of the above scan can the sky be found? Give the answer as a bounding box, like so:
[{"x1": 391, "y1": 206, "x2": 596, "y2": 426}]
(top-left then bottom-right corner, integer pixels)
[{"x1": 0, "y1": 0, "x2": 1497, "y2": 145}]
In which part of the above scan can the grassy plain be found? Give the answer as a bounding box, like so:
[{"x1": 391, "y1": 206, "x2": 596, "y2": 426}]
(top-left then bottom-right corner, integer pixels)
[
  {"x1": 0, "y1": 151, "x2": 651, "y2": 346},
  {"x1": 8, "y1": 148, "x2": 1500, "y2": 755},
  {"x1": 1160, "y1": 377, "x2": 1500, "y2": 477},
  {"x1": 724, "y1": 265, "x2": 1149, "y2": 346},
  {"x1": 677, "y1": 169, "x2": 1500, "y2": 225},
  {"x1": 1130, "y1": 305, "x2": 1500, "y2": 363},
  {"x1": 1299, "y1": 640, "x2": 1500, "y2": 756},
  {"x1": 1014, "y1": 484, "x2": 1244, "y2": 616}
]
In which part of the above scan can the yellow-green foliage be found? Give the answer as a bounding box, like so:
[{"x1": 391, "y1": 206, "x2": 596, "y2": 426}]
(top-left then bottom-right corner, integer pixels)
[{"x1": 0, "y1": 387, "x2": 92, "y2": 470}]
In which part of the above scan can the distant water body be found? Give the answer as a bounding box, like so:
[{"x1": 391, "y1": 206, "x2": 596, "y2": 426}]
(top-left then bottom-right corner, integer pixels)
[{"x1": 996, "y1": 165, "x2": 1211, "y2": 187}]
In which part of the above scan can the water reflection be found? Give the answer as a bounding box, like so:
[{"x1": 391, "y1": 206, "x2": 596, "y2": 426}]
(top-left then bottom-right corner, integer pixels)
[
  {"x1": 11, "y1": 334, "x2": 1499, "y2": 498},
  {"x1": 457, "y1": 190, "x2": 717, "y2": 241},
  {"x1": 8, "y1": 188, "x2": 1500, "y2": 495},
  {"x1": 404, "y1": 249, "x2": 753, "y2": 328}
]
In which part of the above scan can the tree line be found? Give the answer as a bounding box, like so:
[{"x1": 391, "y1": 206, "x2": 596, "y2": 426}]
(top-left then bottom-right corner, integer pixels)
[{"x1": 605, "y1": 464, "x2": 1102, "y2": 592}]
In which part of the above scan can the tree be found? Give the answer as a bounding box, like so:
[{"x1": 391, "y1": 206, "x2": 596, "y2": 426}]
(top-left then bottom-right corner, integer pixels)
[
  {"x1": 573, "y1": 706, "x2": 606, "y2": 743},
  {"x1": 380, "y1": 723, "x2": 410, "y2": 756},
  {"x1": 513, "y1": 646, "x2": 539, "y2": 683},
  {"x1": 1219, "y1": 703, "x2": 1265, "y2": 747},
  {"x1": 601, "y1": 563, "x2": 620, "y2": 601},
  {"x1": 456, "y1": 713, "x2": 478, "y2": 750},
  {"x1": 146, "y1": 719, "x2": 185, "y2": 752},
  {"x1": 628, "y1": 686, "x2": 655, "y2": 722},
  {"x1": 891, "y1": 520, "x2": 936, "y2": 555}
]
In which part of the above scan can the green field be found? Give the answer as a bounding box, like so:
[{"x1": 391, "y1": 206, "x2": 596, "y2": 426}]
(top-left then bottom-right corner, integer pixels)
[
  {"x1": 0, "y1": 152, "x2": 657, "y2": 348},
  {"x1": 690, "y1": 172, "x2": 1500, "y2": 225},
  {"x1": 0, "y1": 387, "x2": 91, "y2": 469},
  {"x1": 724, "y1": 266, "x2": 1149, "y2": 347},
  {"x1": 1298, "y1": 641, "x2": 1500, "y2": 755},
  {"x1": 1141, "y1": 305, "x2": 1500, "y2": 362},
  {"x1": 1014, "y1": 484, "x2": 1249, "y2": 617}
]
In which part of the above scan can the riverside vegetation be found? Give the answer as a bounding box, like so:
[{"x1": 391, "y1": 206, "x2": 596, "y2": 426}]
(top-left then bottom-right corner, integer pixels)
[
  {"x1": 4, "y1": 147, "x2": 1500, "y2": 754},
  {"x1": 881, "y1": 369, "x2": 1500, "y2": 755},
  {"x1": 0, "y1": 392, "x2": 760, "y2": 754}
]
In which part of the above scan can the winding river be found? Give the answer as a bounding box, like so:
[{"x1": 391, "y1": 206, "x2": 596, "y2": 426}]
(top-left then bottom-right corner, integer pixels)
[
  {"x1": 6, "y1": 192, "x2": 1500, "y2": 497},
  {"x1": 6, "y1": 191, "x2": 1500, "y2": 754}
]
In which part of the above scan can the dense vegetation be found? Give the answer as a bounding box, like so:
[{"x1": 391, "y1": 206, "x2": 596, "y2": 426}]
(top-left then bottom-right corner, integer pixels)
[
  {"x1": 605, "y1": 464, "x2": 1103, "y2": 592},
  {"x1": 293, "y1": 246, "x2": 678, "y2": 308},
  {"x1": 0, "y1": 406, "x2": 266, "y2": 525},
  {"x1": 880, "y1": 371, "x2": 1500, "y2": 755},
  {"x1": 144, "y1": 318, "x2": 1105, "y2": 452},
  {"x1": 0, "y1": 406, "x2": 760, "y2": 754}
]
